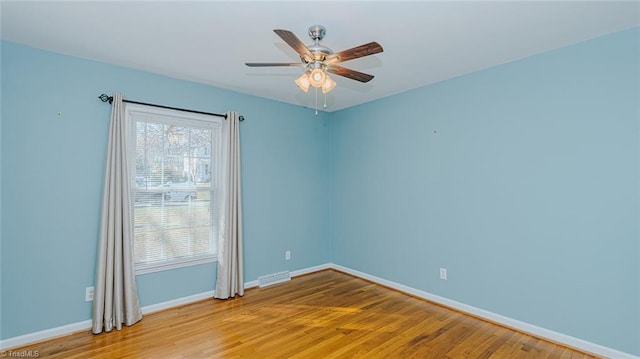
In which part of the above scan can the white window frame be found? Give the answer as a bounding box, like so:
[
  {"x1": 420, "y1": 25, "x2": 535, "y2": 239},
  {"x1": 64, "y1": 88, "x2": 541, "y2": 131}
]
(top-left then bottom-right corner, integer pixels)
[{"x1": 124, "y1": 103, "x2": 221, "y2": 275}]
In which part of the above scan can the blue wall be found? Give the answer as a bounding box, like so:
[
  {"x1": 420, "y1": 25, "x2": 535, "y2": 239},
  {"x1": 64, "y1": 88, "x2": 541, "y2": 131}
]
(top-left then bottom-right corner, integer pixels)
[
  {"x1": 330, "y1": 27, "x2": 639, "y2": 355},
  {"x1": 0, "y1": 41, "x2": 330, "y2": 339},
  {"x1": 1, "y1": 27, "x2": 639, "y2": 356}
]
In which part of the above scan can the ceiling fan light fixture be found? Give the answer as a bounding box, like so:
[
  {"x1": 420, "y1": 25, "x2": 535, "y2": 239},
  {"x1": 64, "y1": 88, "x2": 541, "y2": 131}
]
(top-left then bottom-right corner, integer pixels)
[
  {"x1": 322, "y1": 75, "x2": 336, "y2": 94},
  {"x1": 295, "y1": 73, "x2": 311, "y2": 93},
  {"x1": 309, "y1": 68, "x2": 326, "y2": 87}
]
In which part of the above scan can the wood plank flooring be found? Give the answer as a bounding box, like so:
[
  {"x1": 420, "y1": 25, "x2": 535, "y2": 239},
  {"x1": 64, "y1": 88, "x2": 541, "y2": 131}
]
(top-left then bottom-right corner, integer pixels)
[{"x1": 8, "y1": 270, "x2": 599, "y2": 358}]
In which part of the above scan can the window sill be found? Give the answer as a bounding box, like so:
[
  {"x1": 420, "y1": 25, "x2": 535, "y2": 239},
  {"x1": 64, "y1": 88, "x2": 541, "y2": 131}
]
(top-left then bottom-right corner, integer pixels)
[{"x1": 135, "y1": 255, "x2": 217, "y2": 275}]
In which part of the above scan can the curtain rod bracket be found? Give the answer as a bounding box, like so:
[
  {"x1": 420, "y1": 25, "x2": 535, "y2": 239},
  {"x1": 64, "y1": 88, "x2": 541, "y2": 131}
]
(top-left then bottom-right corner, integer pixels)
[{"x1": 97, "y1": 93, "x2": 243, "y2": 121}]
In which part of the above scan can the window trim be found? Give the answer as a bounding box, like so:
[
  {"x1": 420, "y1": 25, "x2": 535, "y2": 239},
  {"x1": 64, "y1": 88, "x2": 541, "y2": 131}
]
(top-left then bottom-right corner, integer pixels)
[
  {"x1": 124, "y1": 103, "x2": 221, "y2": 275},
  {"x1": 135, "y1": 254, "x2": 217, "y2": 275}
]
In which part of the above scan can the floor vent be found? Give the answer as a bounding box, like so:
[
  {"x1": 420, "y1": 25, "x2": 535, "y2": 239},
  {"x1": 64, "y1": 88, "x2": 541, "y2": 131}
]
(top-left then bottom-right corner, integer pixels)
[{"x1": 258, "y1": 271, "x2": 291, "y2": 287}]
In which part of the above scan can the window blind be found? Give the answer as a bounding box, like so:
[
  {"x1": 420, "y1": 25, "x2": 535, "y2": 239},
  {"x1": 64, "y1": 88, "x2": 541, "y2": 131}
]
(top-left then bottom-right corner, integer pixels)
[{"x1": 125, "y1": 104, "x2": 221, "y2": 272}]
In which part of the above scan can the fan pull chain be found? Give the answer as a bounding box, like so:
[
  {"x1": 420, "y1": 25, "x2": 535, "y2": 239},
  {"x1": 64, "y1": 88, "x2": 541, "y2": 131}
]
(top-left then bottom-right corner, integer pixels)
[
  {"x1": 315, "y1": 87, "x2": 318, "y2": 116},
  {"x1": 324, "y1": 93, "x2": 327, "y2": 109}
]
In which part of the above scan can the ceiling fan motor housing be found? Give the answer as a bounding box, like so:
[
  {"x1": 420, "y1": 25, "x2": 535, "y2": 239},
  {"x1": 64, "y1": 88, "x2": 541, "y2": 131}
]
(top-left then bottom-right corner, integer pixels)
[{"x1": 305, "y1": 25, "x2": 332, "y2": 62}]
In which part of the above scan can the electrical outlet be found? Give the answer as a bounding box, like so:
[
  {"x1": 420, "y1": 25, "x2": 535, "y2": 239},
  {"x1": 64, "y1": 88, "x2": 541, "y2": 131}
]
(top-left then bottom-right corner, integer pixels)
[
  {"x1": 85, "y1": 286, "x2": 95, "y2": 302},
  {"x1": 285, "y1": 250, "x2": 291, "y2": 261},
  {"x1": 439, "y1": 268, "x2": 447, "y2": 280}
]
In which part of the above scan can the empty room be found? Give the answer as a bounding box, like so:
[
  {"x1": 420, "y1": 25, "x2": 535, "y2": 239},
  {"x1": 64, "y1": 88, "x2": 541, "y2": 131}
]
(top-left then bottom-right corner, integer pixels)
[{"x1": 1, "y1": 1, "x2": 639, "y2": 358}]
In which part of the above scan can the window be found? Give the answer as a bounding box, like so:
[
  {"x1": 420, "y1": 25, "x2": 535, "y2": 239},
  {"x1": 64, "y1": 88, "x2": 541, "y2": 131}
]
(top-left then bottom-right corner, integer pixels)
[{"x1": 125, "y1": 104, "x2": 221, "y2": 274}]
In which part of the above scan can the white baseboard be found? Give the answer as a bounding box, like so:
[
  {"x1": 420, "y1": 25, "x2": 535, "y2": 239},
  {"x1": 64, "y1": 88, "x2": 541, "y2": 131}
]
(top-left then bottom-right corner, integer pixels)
[
  {"x1": 0, "y1": 320, "x2": 92, "y2": 351},
  {"x1": 292, "y1": 263, "x2": 331, "y2": 277},
  {"x1": 141, "y1": 290, "x2": 216, "y2": 315},
  {"x1": 2, "y1": 262, "x2": 636, "y2": 359},
  {"x1": 329, "y1": 263, "x2": 639, "y2": 359}
]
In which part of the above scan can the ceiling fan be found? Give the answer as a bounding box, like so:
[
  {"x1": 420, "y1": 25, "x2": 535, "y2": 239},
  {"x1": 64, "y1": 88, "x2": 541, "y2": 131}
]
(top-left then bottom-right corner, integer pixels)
[{"x1": 246, "y1": 25, "x2": 383, "y2": 96}]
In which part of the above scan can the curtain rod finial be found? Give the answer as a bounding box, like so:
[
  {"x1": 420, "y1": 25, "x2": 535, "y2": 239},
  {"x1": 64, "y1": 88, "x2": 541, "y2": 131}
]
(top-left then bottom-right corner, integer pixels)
[{"x1": 98, "y1": 94, "x2": 113, "y2": 104}]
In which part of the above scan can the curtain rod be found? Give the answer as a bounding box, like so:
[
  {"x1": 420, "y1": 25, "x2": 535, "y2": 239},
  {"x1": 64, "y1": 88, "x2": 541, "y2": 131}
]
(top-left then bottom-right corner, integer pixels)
[{"x1": 98, "y1": 94, "x2": 244, "y2": 121}]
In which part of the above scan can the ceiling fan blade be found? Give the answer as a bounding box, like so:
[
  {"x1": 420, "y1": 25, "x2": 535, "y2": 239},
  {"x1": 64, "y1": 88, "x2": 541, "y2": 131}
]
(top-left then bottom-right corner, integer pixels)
[
  {"x1": 273, "y1": 29, "x2": 314, "y2": 62},
  {"x1": 325, "y1": 42, "x2": 383, "y2": 64},
  {"x1": 326, "y1": 65, "x2": 375, "y2": 83},
  {"x1": 245, "y1": 62, "x2": 301, "y2": 67}
]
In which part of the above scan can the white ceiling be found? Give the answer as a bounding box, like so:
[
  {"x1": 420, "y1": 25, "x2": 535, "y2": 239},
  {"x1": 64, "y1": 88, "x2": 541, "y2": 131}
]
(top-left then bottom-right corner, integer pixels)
[{"x1": 2, "y1": 1, "x2": 639, "y2": 111}]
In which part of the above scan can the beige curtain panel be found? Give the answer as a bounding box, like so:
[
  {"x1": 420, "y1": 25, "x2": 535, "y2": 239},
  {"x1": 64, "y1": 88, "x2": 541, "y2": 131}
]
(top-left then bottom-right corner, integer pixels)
[
  {"x1": 92, "y1": 92, "x2": 143, "y2": 334},
  {"x1": 215, "y1": 111, "x2": 244, "y2": 299}
]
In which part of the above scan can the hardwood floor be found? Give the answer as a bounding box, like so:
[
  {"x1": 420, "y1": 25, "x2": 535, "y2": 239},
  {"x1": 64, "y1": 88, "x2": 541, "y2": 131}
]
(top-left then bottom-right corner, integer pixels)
[{"x1": 9, "y1": 270, "x2": 599, "y2": 358}]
